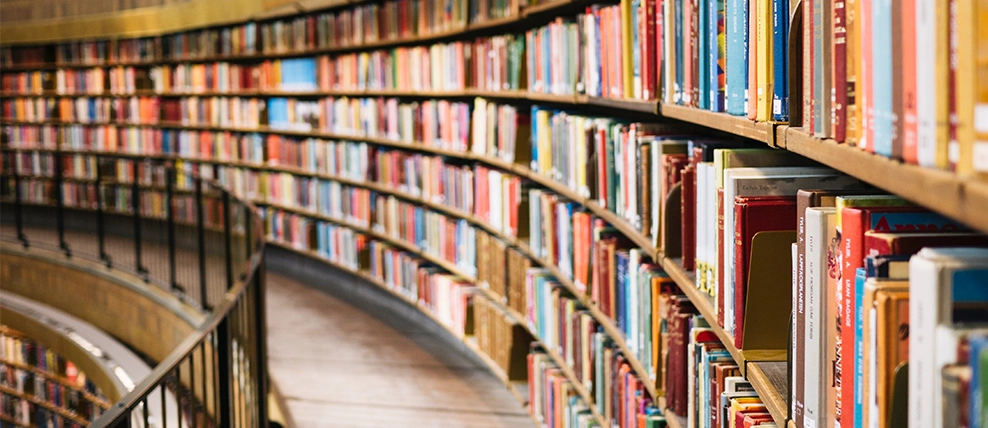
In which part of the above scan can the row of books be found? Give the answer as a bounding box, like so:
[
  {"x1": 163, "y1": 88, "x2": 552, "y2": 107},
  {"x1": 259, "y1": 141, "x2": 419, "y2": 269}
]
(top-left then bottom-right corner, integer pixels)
[
  {"x1": 5, "y1": 97, "x2": 515, "y2": 166},
  {"x1": 1, "y1": 364, "x2": 105, "y2": 420},
  {"x1": 0, "y1": 331, "x2": 103, "y2": 398},
  {"x1": 0, "y1": 176, "x2": 231, "y2": 230},
  {"x1": 0, "y1": 394, "x2": 87, "y2": 428},
  {"x1": 789, "y1": 195, "x2": 988, "y2": 428},
  {"x1": 470, "y1": 289, "x2": 530, "y2": 380},
  {"x1": 2, "y1": 96, "x2": 161, "y2": 125},
  {"x1": 801, "y1": 0, "x2": 988, "y2": 177},
  {"x1": 0, "y1": 68, "x2": 149, "y2": 96},
  {"x1": 314, "y1": 35, "x2": 525, "y2": 93}
]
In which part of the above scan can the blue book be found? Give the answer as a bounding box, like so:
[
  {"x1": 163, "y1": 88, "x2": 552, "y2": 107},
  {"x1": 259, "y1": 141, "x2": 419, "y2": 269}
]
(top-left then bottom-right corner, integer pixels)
[
  {"x1": 699, "y1": 0, "x2": 710, "y2": 110},
  {"x1": 725, "y1": 0, "x2": 747, "y2": 115},
  {"x1": 280, "y1": 58, "x2": 317, "y2": 91},
  {"x1": 853, "y1": 267, "x2": 866, "y2": 428},
  {"x1": 969, "y1": 333, "x2": 988, "y2": 428},
  {"x1": 771, "y1": 0, "x2": 789, "y2": 121},
  {"x1": 871, "y1": 0, "x2": 894, "y2": 156},
  {"x1": 542, "y1": 27, "x2": 551, "y2": 93},
  {"x1": 616, "y1": 251, "x2": 629, "y2": 334},
  {"x1": 267, "y1": 98, "x2": 289, "y2": 129}
]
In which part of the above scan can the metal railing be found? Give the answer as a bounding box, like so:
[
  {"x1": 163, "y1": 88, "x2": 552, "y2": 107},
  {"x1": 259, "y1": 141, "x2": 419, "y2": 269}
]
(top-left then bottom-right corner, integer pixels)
[{"x1": 0, "y1": 147, "x2": 268, "y2": 428}]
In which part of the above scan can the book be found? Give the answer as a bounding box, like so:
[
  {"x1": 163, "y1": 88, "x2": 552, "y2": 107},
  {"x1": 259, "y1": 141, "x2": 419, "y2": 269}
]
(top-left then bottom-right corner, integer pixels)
[
  {"x1": 732, "y1": 195, "x2": 796, "y2": 348},
  {"x1": 909, "y1": 247, "x2": 988, "y2": 428}
]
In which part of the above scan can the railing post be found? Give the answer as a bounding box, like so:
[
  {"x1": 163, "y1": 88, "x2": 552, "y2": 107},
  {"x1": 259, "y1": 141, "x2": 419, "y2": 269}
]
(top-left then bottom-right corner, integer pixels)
[
  {"x1": 253, "y1": 262, "x2": 269, "y2": 427},
  {"x1": 196, "y1": 176, "x2": 209, "y2": 311},
  {"x1": 132, "y1": 159, "x2": 147, "y2": 279},
  {"x1": 167, "y1": 162, "x2": 179, "y2": 292},
  {"x1": 12, "y1": 156, "x2": 28, "y2": 248},
  {"x1": 223, "y1": 191, "x2": 233, "y2": 291},
  {"x1": 54, "y1": 151, "x2": 70, "y2": 257},
  {"x1": 95, "y1": 156, "x2": 111, "y2": 267},
  {"x1": 216, "y1": 318, "x2": 233, "y2": 427}
]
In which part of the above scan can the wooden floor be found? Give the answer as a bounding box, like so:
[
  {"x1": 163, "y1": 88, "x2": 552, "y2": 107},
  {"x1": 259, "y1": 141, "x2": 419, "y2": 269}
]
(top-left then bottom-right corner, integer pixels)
[{"x1": 265, "y1": 272, "x2": 534, "y2": 428}]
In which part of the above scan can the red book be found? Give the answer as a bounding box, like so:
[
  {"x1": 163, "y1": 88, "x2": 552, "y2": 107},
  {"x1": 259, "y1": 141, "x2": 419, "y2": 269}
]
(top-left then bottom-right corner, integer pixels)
[
  {"x1": 732, "y1": 195, "x2": 797, "y2": 349},
  {"x1": 833, "y1": 0, "x2": 848, "y2": 142},
  {"x1": 863, "y1": 231, "x2": 988, "y2": 258},
  {"x1": 665, "y1": 297, "x2": 697, "y2": 416},
  {"x1": 680, "y1": 162, "x2": 697, "y2": 271},
  {"x1": 901, "y1": 0, "x2": 919, "y2": 163},
  {"x1": 643, "y1": 0, "x2": 658, "y2": 100}
]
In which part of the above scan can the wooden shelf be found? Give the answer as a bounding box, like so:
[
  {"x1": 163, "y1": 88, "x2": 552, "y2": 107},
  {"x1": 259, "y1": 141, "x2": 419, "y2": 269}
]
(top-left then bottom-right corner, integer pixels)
[
  {"x1": 0, "y1": 88, "x2": 660, "y2": 115},
  {"x1": 784, "y1": 126, "x2": 988, "y2": 234},
  {"x1": 746, "y1": 361, "x2": 789, "y2": 427},
  {"x1": 660, "y1": 258, "x2": 743, "y2": 370},
  {"x1": 659, "y1": 103, "x2": 778, "y2": 145}
]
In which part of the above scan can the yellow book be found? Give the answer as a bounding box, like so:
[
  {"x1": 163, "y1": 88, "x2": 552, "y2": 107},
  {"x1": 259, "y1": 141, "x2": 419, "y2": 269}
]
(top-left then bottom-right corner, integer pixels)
[
  {"x1": 956, "y1": 0, "x2": 978, "y2": 174},
  {"x1": 975, "y1": 0, "x2": 988, "y2": 176},
  {"x1": 538, "y1": 109, "x2": 551, "y2": 176},
  {"x1": 755, "y1": 0, "x2": 772, "y2": 121},
  {"x1": 935, "y1": 0, "x2": 950, "y2": 168},
  {"x1": 576, "y1": 116, "x2": 588, "y2": 196},
  {"x1": 622, "y1": 0, "x2": 634, "y2": 99}
]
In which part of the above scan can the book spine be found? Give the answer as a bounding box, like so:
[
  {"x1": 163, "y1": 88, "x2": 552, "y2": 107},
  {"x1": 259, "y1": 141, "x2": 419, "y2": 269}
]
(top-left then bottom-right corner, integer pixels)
[
  {"x1": 975, "y1": 1, "x2": 988, "y2": 176},
  {"x1": 901, "y1": 0, "x2": 919, "y2": 163},
  {"x1": 746, "y1": 0, "x2": 758, "y2": 120},
  {"x1": 871, "y1": 0, "x2": 893, "y2": 157},
  {"x1": 755, "y1": 0, "x2": 772, "y2": 121},
  {"x1": 837, "y1": 208, "x2": 863, "y2": 428},
  {"x1": 726, "y1": 0, "x2": 747, "y2": 115},
  {"x1": 833, "y1": 0, "x2": 848, "y2": 142},
  {"x1": 915, "y1": 0, "x2": 937, "y2": 166},
  {"x1": 955, "y1": 0, "x2": 975, "y2": 174},
  {"x1": 771, "y1": 0, "x2": 788, "y2": 121},
  {"x1": 804, "y1": 0, "x2": 815, "y2": 128}
]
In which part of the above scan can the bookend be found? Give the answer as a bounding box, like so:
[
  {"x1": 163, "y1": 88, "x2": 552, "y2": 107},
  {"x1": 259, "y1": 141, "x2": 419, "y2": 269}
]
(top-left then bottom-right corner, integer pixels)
[
  {"x1": 662, "y1": 183, "x2": 683, "y2": 258},
  {"x1": 740, "y1": 230, "x2": 797, "y2": 366},
  {"x1": 888, "y1": 362, "x2": 908, "y2": 428}
]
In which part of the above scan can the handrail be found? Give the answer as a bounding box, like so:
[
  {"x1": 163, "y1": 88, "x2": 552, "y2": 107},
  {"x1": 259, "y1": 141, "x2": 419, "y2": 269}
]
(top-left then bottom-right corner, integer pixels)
[{"x1": 0, "y1": 148, "x2": 268, "y2": 428}]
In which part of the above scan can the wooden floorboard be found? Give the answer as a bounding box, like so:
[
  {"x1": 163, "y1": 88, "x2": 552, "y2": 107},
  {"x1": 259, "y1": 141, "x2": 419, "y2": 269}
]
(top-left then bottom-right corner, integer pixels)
[{"x1": 265, "y1": 272, "x2": 533, "y2": 427}]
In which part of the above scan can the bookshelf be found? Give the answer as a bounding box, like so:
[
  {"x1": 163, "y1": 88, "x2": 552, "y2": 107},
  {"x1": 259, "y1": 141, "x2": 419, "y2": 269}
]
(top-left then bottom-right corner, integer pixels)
[{"x1": 3, "y1": 0, "x2": 987, "y2": 426}]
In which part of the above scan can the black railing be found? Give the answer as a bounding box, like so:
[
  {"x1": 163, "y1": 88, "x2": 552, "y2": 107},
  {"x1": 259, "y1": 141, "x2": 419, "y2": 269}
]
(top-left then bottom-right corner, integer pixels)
[{"x1": 0, "y1": 147, "x2": 267, "y2": 428}]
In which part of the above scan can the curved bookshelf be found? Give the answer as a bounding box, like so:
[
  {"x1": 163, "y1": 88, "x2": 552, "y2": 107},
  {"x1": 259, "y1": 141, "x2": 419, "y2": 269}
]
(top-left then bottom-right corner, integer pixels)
[{"x1": 7, "y1": 0, "x2": 988, "y2": 426}]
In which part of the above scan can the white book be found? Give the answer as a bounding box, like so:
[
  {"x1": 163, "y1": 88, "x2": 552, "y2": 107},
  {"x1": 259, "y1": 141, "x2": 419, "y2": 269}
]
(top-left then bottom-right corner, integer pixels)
[
  {"x1": 909, "y1": 247, "x2": 988, "y2": 428},
  {"x1": 791, "y1": 241, "x2": 799, "y2": 425},
  {"x1": 805, "y1": 207, "x2": 836, "y2": 428},
  {"x1": 628, "y1": 249, "x2": 641, "y2": 353},
  {"x1": 915, "y1": 0, "x2": 937, "y2": 167},
  {"x1": 705, "y1": 163, "x2": 717, "y2": 296}
]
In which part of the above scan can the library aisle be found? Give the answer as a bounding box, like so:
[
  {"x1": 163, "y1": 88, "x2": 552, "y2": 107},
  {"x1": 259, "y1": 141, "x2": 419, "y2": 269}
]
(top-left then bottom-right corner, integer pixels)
[{"x1": 265, "y1": 272, "x2": 534, "y2": 428}]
